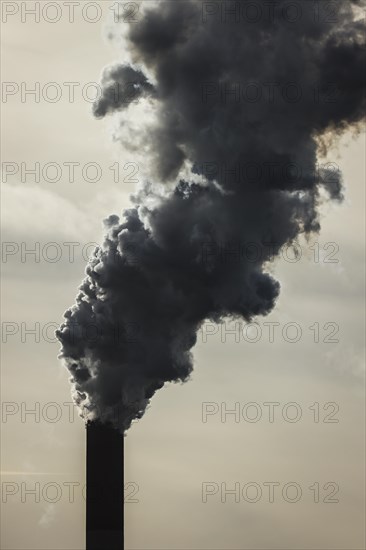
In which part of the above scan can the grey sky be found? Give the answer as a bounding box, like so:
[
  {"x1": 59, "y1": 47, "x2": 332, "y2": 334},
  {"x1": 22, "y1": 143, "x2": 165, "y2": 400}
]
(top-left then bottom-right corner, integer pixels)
[{"x1": 1, "y1": 2, "x2": 365, "y2": 549}]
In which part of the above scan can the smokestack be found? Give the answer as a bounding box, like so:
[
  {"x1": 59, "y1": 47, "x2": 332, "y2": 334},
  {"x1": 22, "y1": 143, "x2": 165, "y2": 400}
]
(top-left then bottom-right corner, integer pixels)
[{"x1": 86, "y1": 421, "x2": 124, "y2": 550}]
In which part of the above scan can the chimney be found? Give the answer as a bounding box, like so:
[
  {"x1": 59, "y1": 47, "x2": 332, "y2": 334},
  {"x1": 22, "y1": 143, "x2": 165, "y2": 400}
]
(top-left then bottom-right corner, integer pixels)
[{"x1": 86, "y1": 421, "x2": 124, "y2": 550}]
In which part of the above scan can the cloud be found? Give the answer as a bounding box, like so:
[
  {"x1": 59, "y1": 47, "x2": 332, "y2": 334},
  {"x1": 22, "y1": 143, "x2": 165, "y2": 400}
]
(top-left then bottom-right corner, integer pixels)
[{"x1": 39, "y1": 504, "x2": 56, "y2": 529}]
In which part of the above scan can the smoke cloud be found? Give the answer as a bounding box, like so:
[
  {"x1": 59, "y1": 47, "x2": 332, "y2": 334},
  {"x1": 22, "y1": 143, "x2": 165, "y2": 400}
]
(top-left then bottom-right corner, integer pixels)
[{"x1": 57, "y1": 0, "x2": 365, "y2": 432}]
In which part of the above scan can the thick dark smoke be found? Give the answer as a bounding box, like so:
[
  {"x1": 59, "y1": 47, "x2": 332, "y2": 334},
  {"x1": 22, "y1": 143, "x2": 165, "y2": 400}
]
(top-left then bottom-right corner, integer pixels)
[{"x1": 57, "y1": 0, "x2": 365, "y2": 432}]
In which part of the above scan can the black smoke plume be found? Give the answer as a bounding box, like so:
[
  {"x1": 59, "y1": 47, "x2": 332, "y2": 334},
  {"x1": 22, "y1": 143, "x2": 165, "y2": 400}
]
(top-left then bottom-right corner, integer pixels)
[{"x1": 57, "y1": 0, "x2": 365, "y2": 432}]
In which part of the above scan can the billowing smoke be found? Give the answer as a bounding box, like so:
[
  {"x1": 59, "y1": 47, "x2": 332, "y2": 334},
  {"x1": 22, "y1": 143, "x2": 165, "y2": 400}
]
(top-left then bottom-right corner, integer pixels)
[{"x1": 56, "y1": 0, "x2": 365, "y2": 432}]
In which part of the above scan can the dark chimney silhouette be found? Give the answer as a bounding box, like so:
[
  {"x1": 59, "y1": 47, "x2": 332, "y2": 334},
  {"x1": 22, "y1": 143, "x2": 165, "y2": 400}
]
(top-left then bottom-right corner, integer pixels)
[{"x1": 86, "y1": 421, "x2": 124, "y2": 550}]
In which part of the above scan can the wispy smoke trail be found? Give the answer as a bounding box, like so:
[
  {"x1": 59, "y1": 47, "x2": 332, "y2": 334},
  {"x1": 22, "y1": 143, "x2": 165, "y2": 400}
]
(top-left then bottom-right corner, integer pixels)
[{"x1": 57, "y1": 0, "x2": 365, "y2": 432}]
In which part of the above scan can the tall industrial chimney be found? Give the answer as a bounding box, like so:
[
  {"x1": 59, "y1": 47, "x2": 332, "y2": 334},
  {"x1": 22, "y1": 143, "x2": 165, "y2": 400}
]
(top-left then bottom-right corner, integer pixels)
[{"x1": 86, "y1": 421, "x2": 124, "y2": 550}]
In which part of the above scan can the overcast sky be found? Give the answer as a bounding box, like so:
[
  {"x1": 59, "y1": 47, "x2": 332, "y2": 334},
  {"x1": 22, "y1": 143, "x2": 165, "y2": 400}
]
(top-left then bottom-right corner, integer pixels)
[{"x1": 1, "y1": 2, "x2": 365, "y2": 549}]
